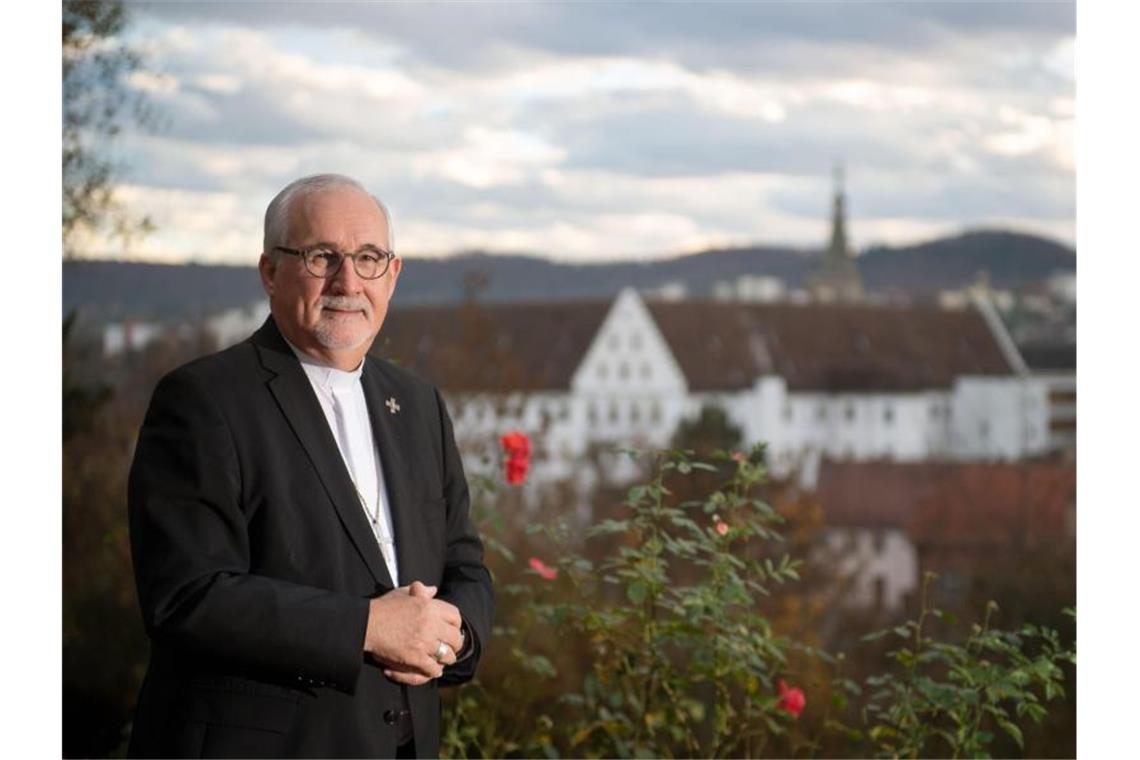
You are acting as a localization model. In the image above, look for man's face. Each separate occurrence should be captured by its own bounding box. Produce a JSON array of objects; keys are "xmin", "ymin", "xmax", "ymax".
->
[{"xmin": 258, "ymin": 187, "xmax": 402, "ymax": 368}]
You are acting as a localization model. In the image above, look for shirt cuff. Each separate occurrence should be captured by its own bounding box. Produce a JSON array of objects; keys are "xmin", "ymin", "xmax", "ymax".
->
[{"xmin": 454, "ymin": 617, "xmax": 475, "ymax": 663}]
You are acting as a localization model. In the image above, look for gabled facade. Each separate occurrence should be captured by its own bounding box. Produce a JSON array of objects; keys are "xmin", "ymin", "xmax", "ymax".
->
[{"xmin": 570, "ymin": 288, "xmax": 689, "ymax": 448}]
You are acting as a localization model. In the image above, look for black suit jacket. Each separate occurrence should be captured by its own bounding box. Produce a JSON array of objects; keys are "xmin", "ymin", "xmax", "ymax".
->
[{"xmin": 127, "ymin": 317, "xmax": 493, "ymax": 758}]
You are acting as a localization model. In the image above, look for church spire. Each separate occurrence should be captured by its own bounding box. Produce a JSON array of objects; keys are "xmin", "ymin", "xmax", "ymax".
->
[
  {"xmin": 828, "ymin": 162, "xmax": 849, "ymax": 260},
  {"xmin": 808, "ymin": 162, "xmax": 864, "ymax": 303}
]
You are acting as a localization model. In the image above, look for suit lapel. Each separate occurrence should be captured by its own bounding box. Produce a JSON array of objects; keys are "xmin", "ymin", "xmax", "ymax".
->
[
  {"xmin": 251, "ymin": 318, "xmax": 394, "ymax": 589},
  {"xmin": 361, "ymin": 364, "xmax": 423, "ymax": 587}
]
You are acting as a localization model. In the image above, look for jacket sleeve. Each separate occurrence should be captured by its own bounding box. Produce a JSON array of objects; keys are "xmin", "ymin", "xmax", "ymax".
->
[
  {"xmin": 431, "ymin": 388, "xmax": 495, "ymax": 686},
  {"xmin": 128, "ymin": 367, "xmax": 370, "ymax": 693}
]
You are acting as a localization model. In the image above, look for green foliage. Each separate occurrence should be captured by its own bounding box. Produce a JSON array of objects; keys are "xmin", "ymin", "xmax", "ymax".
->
[
  {"xmin": 669, "ymin": 403, "xmax": 744, "ymax": 458},
  {"xmin": 854, "ymin": 573, "xmax": 1075, "ymax": 759},
  {"xmin": 552, "ymin": 446, "xmax": 799, "ymax": 757},
  {"xmin": 442, "ymin": 445, "xmax": 1076, "ymax": 759},
  {"xmin": 63, "ymin": 311, "xmax": 112, "ymax": 442},
  {"xmin": 443, "ymin": 443, "xmax": 804, "ymax": 758}
]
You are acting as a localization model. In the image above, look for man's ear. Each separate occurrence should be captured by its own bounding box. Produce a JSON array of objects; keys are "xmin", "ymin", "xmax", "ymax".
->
[{"xmin": 258, "ymin": 253, "xmax": 276, "ymax": 296}]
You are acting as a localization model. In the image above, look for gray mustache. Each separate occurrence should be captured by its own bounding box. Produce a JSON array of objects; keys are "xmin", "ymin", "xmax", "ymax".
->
[{"xmin": 320, "ymin": 296, "xmax": 370, "ymax": 313}]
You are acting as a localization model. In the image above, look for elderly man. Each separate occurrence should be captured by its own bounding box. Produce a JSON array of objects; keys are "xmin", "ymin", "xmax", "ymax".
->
[{"xmin": 128, "ymin": 174, "xmax": 493, "ymax": 758}]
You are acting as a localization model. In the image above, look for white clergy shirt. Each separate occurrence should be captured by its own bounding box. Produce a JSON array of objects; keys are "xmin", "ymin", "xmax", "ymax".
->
[{"xmin": 284, "ymin": 339, "xmax": 400, "ymax": 585}]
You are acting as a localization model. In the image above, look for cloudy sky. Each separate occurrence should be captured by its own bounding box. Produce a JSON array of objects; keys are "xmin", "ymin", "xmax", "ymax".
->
[{"xmin": 85, "ymin": 0, "xmax": 1074, "ymax": 264}]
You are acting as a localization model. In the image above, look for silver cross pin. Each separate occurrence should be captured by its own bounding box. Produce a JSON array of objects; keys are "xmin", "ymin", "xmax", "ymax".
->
[{"xmin": 385, "ymin": 397, "xmax": 401, "ymax": 414}]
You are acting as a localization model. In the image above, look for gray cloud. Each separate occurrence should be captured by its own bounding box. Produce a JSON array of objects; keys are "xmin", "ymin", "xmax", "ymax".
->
[
  {"xmin": 98, "ymin": 0, "xmax": 1074, "ymax": 261},
  {"xmin": 130, "ymin": 1, "xmax": 1073, "ymax": 76}
]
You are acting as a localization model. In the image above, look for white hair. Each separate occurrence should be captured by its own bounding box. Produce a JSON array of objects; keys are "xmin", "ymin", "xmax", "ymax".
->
[{"xmin": 262, "ymin": 173, "xmax": 395, "ymax": 257}]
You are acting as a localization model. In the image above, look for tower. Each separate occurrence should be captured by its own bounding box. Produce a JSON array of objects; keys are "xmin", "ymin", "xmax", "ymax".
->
[{"xmin": 809, "ymin": 164, "xmax": 864, "ymax": 303}]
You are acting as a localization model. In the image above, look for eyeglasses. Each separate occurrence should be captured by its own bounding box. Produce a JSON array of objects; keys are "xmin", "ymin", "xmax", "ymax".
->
[{"xmin": 273, "ymin": 244, "xmax": 395, "ymax": 280}]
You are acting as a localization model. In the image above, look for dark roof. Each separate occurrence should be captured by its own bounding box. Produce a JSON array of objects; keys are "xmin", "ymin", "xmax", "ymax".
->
[
  {"xmin": 816, "ymin": 460, "xmax": 945, "ymax": 529},
  {"xmin": 816, "ymin": 459, "xmax": 1075, "ymax": 547},
  {"xmin": 647, "ymin": 300, "xmax": 1014, "ymax": 392},
  {"xmin": 372, "ymin": 300, "xmax": 609, "ymax": 391},
  {"xmin": 374, "ymin": 296, "xmax": 1016, "ymax": 393},
  {"xmin": 1018, "ymin": 341, "xmax": 1077, "ymax": 372},
  {"xmin": 907, "ymin": 461, "xmax": 1075, "ymax": 548}
]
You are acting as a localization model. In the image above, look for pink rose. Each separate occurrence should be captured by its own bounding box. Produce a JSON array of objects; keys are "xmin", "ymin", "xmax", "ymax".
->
[{"xmin": 528, "ymin": 557, "xmax": 557, "ymax": 581}]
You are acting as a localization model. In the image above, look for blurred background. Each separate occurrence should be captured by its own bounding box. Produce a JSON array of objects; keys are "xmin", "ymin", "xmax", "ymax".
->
[{"xmin": 62, "ymin": 1, "xmax": 1075, "ymax": 756}]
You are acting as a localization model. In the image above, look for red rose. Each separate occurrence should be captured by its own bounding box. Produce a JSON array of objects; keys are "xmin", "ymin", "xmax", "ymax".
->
[
  {"xmin": 777, "ymin": 679, "xmax": 806, "ymax": 718},
  {"xmin": 528, "ymin": 557, "xmax": 558, "ymax": 581},
  {"xmin": 715, "ymin": 520, "xmax": 729, "ymax": 536},
  {"xmin": 500, "ymin": 431, "xmax": 531, "ymax": 457},
  {"xmin": 505, "ymin": 457, "xmax": 529, "ymax": 485},
  {"xmin": 500, "ymin": 430, "xmax": 531, "ymax": 485}
]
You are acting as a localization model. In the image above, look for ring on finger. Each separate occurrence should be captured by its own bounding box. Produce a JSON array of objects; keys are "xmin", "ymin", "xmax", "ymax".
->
[{"xmin": 434, "ymin": 640, "xmax": 450, "ymax": 663}]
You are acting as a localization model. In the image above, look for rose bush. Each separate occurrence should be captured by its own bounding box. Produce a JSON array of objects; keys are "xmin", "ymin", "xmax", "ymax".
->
[{"xmin": 441, "ymin": 439, "xmax": 1075, "ymax": 758}]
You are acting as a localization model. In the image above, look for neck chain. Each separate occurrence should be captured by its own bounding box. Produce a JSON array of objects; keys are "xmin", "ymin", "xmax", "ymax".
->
[
  {"xmin": 323, "ymin": 382, "xmax": 396, "ymax": 569},
  {"xmin": 352, "ymin": 479, "xmax": 396, "ymax": 568}
]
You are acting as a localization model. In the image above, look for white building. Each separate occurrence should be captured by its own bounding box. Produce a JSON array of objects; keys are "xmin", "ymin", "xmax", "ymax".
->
[
  {"xmin": 1017, "ymin": 342, "xmax": 1076, "ymax": 455},
  {"xmin": 375, "ymin": 288, "xmax": 1050, "ymax": 489},
  {"xmin": 208, "ymin": 301, "xmax": 271, "ymax": 348},
  {"xmin": 712, "ymin": 275, "xmax": 787, "ymax": 303},
  {"xmin": 103, "ymin": 320, "xmax": 163, "ymax": 356}
]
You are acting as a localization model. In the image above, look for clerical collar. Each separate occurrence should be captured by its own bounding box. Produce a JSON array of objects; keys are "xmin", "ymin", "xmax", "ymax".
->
[{"xmin": 281, "ymin": 335, "xmax": 364, "ymax": 391}]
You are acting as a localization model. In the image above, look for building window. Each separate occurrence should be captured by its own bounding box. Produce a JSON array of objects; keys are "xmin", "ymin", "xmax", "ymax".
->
[
  {"xmin": 630, "ymin": 332, "xmax": 642, "ymax": 351},
  {"xmin": 630, "ymin": 402, "xmax": 641, "ymax": 424},
  {"xmin": 598, "ymin": 363, "xmax": 608, "ymax": 380},
  {"xmin": 640, "ymin": 363, "xmax": 651, "ymax": 380},
  {"xmin": 618, "ymin": 362, "xmax": 630, "ymax": 381},
  {"xmin": 783, "ymin": 404, "xmax": 793, "ymax": 422},
  {"xmin": 929, "ymin": 403, "xmax": 939, "ymax": 420},
  {"xmin": 872, "ymin": 530, "xmax": 886, "ymax": 555},
  {"xmin": 588, "ymin": 402, "xmax": 597, "ymax": 424},
  {"xmin": 883, "ymin": 404, "xmax": 894, "ymax": 424},
  {"xmin": 816, "ymin": 403, "xmax": 826, "ymax": 421},
  {"xmin": 980, "ymin": 420, "xmax": 990, "ymax": 439},
  {"xmin": 650, "ymin": 401, "xmax": 662, "ymax": 424},
  {"xmin": 609, "ymin": 402, "xmax": 619, "ymax": 424},
  {"xmin": 845, "ymin": 402, "xmax": 855, "ymax": 422},
  {"xmin": 608, "ymin": 334, "xmax": 619, "ymax": 350}
]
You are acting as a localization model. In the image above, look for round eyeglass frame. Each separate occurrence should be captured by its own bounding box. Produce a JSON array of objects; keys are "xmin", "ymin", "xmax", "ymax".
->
[{"xmin": 273, "ymin": 245, "xmax": 395, "ymax": 280}]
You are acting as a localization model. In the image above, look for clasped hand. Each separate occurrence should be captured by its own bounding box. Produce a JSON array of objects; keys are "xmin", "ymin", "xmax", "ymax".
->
[{"xmin": 364, "ymin": 581, "xmax": 464, "ymax": 686}]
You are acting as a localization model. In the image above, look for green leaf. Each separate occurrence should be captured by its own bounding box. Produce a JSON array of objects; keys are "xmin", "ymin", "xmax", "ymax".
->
[
  {"xmin": 588, "ymin": 519, "xmax": 631, "ymax": 536},
  {"xmin": 513, "ymin": 649, "xmax": 557, "ymax": 678},
  {"xmin": 627, "ymin": 582, "xmax": 648, "ymax": 605},
  {"xmin": 998, "ymin": 719, "xmax": 1023, "ymax": 749}
]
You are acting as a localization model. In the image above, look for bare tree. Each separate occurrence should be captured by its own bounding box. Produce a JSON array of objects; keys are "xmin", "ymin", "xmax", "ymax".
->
[{"xmin": 63, "ymin": 0, "xmax": 156, "ymax": 256}]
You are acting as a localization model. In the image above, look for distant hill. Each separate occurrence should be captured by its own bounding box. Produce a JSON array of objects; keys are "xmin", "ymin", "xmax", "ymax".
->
[
  {"xmin": 63, "ymin": 229, "xmax": 1074, "ymax": 327},
  {"xmin": 859, "ymin": 230, "xmax": 1076, "ymax": 297}
]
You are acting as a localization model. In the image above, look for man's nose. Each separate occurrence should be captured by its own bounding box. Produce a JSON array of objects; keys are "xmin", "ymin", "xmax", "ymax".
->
[{"xmin": 326, "ymin": 255, "xmax": 364, "ymax": 294}]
